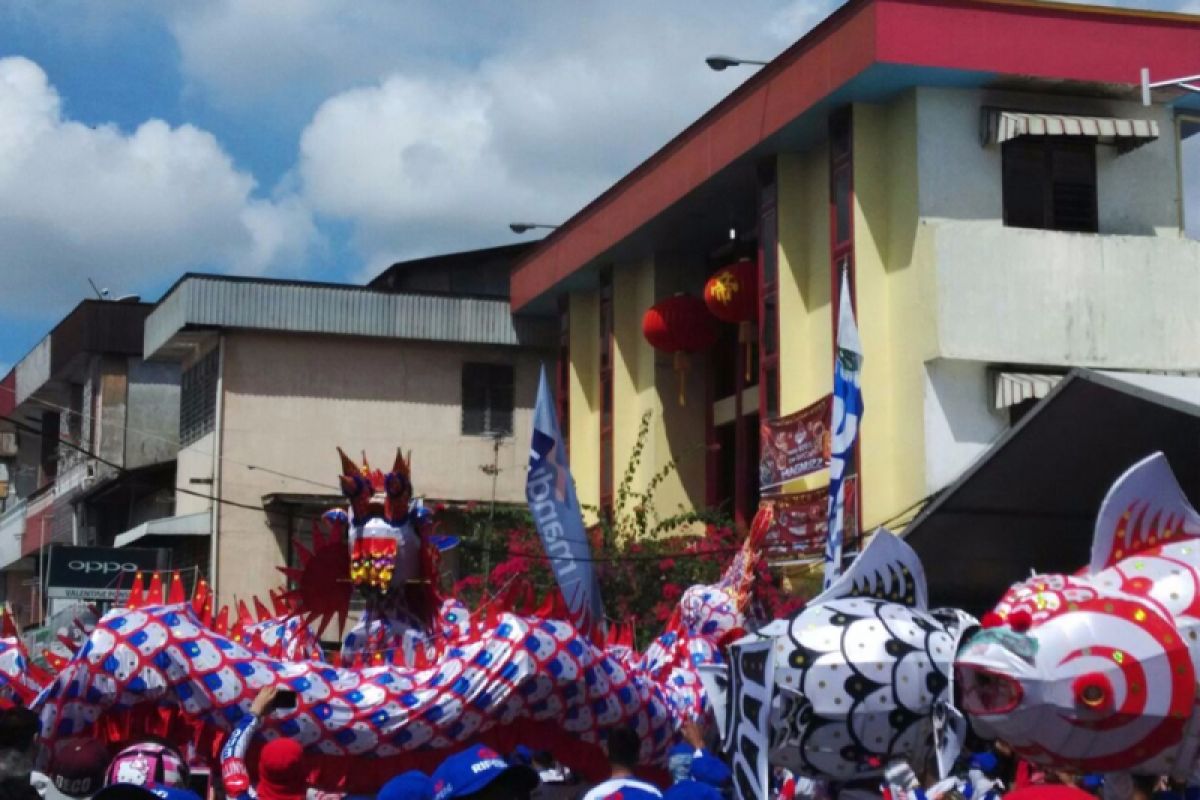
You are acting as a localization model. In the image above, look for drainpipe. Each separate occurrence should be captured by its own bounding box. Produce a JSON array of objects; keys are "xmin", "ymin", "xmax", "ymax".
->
[{"xmin": 208, "ymin": 335, "xmax": 225, "ymax": 600}]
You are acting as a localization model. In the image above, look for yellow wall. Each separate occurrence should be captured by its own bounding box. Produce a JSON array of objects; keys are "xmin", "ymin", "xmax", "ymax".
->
[
  {"xmin": 851, "ymin": 93, "xmax": 933, "ymax": 528},
  {"xmin": 559, "ymin": 94, "xmax": 933, "ymax": 537},
  {"xmin": 611, "ymin": 257, "xmax": 707, "ymax": 530},
  {"xmin": 775, "ymin": 93, "xmax": 932, "ymax": 530},
  {"xmin": 565, "ymin": 257, "xmax": 707, "ymax": 532},
  {"xmin": 777, "ymin": 144, "xmax": 834, "ymax": 496},
  {"xmin": 568, "ymin": 292, "xmax": 601, "ymax": 515}
]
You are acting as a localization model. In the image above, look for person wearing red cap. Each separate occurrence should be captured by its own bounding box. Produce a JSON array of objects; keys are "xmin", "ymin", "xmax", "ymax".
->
[{"xmin": 219, "ymin": 687, "xmax": 307, "ymax": 800}]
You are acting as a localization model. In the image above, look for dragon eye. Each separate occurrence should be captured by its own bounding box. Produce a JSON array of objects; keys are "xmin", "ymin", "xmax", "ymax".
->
[{"xmin": 1073, "ymin": 673, "xmax": 1112, "ymax": 710}]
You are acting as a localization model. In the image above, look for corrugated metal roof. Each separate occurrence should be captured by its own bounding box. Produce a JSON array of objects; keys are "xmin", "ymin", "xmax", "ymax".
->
[{"xmin": 145, "ymin": 275, "xmax": 553, "ymax": 359}]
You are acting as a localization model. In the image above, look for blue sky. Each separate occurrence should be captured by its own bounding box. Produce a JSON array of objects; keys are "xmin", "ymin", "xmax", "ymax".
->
[{"xmin": 0, "ymin": 0, "xmax": 1194, "ymax": 371}]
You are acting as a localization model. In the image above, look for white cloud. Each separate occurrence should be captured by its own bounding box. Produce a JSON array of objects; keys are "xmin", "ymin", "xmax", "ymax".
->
[
  {"xmin": 0, "ymin": 56, "xmax": 317, "ymax": 319},
  {"xmin": 294, "ymin": 3, "xmax": 816, "ymax": 267},
  {"xmin": 163, "ymin": 0, "xmax": 512, "ymax": 120}
]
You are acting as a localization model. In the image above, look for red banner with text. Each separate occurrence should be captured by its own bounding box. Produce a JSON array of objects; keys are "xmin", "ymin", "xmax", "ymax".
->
[
  {"xmin": 759, "ymin": 395, "xmax": 832, "ymax": 491},
  {"xmin": 759, "ymin": 478, "xmax": 858, "ymax": 560}
]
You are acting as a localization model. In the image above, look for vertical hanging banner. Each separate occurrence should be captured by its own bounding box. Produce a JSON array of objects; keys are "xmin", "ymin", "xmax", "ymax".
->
[
  {"xmin": 824, "ymin": 271, "xmax": 864, "ymax": 589},
  {"xmin": 758, "ymin": 395, "xmax": 832, "ymax": 491},
  {"xmin": 527, "ymin": 367, "xmax": 605, "ymax": 635}
]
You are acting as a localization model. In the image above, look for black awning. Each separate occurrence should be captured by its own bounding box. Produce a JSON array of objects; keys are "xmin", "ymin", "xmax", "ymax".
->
[{"xmin": 905, "ymin": 369, "xmax": 1200, "ymax": 614}]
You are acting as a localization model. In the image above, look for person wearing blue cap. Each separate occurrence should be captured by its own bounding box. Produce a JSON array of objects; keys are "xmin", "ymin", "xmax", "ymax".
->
[
  {"xmin": 378, "ymin": 771, "xmax": 435, "ymax": 800},
  {"xmin": 429, "ymin": 744, "xmax": 539, "ymax": 800},
  {"xmin": 662, "ymin": 722, "xmax": 729, "ymax": 800}
]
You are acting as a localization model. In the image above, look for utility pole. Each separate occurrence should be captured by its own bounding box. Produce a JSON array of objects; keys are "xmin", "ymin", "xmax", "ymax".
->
[{"xmin": 479, "ymin": 433, "xmax": 505, "ymax": 585}]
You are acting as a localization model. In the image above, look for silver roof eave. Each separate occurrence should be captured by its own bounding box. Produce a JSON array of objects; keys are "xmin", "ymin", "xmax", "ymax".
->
[{"xmin": 145, "ymin": 275, "xmax": 554, "ymax": 360}]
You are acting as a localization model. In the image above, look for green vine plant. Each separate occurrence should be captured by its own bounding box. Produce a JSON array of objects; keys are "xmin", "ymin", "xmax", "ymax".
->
[{"xmin": 583, "ymin": 410, "xmax": 732, "ymax": 549}]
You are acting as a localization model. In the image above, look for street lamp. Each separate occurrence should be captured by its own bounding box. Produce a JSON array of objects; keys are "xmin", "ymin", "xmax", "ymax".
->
[
  {"xmin": 705, "ymin": 55, "xmax": 769, "ymax": 72},
  {"xmin": 509, "ymin": 223, "xmax": 560, "ymax": 234}
]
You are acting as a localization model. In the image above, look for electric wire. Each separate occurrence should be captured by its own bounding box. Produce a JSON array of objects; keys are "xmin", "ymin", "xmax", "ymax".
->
[{"xmin": 2, "ymin": 410, "xmax": 939, "ymax": 566}]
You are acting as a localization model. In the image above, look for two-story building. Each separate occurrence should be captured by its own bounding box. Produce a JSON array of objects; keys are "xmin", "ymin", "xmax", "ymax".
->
[
  {"xmin": 509, "ymin": 0, "xmax": 1200, "ymax": 607},
  {"xmin": 144, "ymin": 250, "xmax": 554, "ymax": 610}
]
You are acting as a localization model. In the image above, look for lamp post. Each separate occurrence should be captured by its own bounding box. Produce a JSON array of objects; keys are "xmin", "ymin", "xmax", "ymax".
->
[
  {"xmin": 509, "ymin": 223, "xmax": 560, "ymax": 234},
  {"xmin": 705, "ymin": 55, "xmax": 769, "ymax": 71}
]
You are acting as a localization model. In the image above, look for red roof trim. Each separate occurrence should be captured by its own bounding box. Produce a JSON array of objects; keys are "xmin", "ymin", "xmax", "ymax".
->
[
  {"xmin": 510, "ymin": 0, "xmax": 1200, "ymax": 310},
  {"xmin": 510, "ymin": 0, "xmax": 879, "ymax": 310}
]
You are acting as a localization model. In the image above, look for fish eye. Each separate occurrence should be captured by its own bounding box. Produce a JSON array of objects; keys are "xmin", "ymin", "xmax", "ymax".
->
[{"xmin": 1073, "ymin": 673, "xmax": 1112, "ymax": 710}]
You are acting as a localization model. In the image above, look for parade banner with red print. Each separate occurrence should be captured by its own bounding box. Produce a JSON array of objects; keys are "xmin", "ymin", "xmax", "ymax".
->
[
  {"xmin": 759, "ymin": 479, "xmax": 857, "ymax": 559},
  {"xmin": 759, "ymin": 395, "xmax": 832, "ymax": 491}
]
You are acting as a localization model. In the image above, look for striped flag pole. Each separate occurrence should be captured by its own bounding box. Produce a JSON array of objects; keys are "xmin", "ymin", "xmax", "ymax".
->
[{"xmin": 823, "ymin": 269, "xmax": 864, "ymax": 589}]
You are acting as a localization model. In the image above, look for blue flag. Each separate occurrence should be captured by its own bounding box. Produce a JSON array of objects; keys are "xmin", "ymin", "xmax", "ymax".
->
[
  {"xmin": 824, "ymin": 270, "xmax": 864, "ymax": 589},
  {"xmin": 527, "ymin": 367, "xmax": 605, "ymax": 634}
]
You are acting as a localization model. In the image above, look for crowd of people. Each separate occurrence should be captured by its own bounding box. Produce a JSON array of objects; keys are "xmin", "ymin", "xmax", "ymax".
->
[
  {"xmin": 0, "ymin": 687, "xmax": 1195, "ymax": 800},
  {"xmin": 0, "ymin": 687, "xmax": 733, "ymax": 800}
]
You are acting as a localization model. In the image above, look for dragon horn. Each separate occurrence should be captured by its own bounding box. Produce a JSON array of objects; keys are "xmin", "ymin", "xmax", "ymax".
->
[
  {"xmin": 167, "ymin": 572, "xmax": 185, "ymax": 604},
  {"xmin": 337, "ymin": 447, "xmax": 362, "ymax": 478},
  {"xmin": 392, "ymin": 447, "xmax": 409, "ymax": 477}
]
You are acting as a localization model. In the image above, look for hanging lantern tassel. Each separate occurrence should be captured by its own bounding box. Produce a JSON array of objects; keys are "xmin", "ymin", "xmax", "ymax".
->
[{"xmin": 674, "ymin": 351, "xmax": 690, "ymax": 406}]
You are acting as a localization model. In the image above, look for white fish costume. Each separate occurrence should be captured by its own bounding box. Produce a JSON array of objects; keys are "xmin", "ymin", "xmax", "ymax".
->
[{"xmin": 705, "ymin": 530, "xmax": 976, "ymax": 800}]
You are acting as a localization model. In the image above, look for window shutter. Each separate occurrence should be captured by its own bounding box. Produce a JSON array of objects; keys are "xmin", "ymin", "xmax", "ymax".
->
[
  {"xmin": 1002, "ymin": 140, "xmax": 1048, "ymax": 229},
  {"xmin": 1050, "ymin": 143, "xmax": 1097, "ymax": 232}
]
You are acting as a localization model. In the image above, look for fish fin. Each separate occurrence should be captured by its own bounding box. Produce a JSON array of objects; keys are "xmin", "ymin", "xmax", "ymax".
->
[
  {"xmin": 932, "ymin": 700, "xmax": 968, "ymax": 779},
  {"xmin": 697, "ymin": 663, "xmax": 731, "ymax": 744},
  {"xmin": 811, "ymin": 528, "xmax": 928, "ymax": 610},
  {"xmin": 1089, "ymin": 452, "xmax": 1200, "ymax": 574},
  {"xmin": 726, "ymin": 638, "xmax": 774, "ymax": 800}
]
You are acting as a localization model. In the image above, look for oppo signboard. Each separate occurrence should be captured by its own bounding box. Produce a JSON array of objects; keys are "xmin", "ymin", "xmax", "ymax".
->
[{"xmin": 46, "ymin": 545, "xmax": 166, "ymax": 601}]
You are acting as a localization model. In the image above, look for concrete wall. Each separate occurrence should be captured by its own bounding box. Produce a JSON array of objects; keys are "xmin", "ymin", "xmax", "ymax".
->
[
  {"xmin": 96, "ymin": 357, "xmax": 128, "ymax": 468},
  {"xmin": 212, "ymin": 331, "xmax": 548, "ymax": 606},
  {"xmin": 916, "ymin": 86, "xmax": 1181, "ymax": 236},
  {"xmin": 922, "ymin": 359, "xmax": 1007, "ymax": 494},
  {"xmin": 175, "ymin": 431, "xmax": 216, "ymax": 517},
  {"xmin": 125, "ymin": 359, "xmax": 180, "ymax": 469},
  {"xmin": 930, "ymin": 222, "xmax": 1200, "ymax": 369},
  {"xmin": 14, "ymin": 337, "xmax": 49, "ymax": 408}
]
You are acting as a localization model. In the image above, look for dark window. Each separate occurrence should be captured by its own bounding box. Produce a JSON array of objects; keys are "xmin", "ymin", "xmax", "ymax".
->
[
  {"xmin": 1003, "ymin": 138, "xmax": 1097, "ymax": 233},
  {"xmin": 180, "ymin": 348, "xmax": 218, "ymax": 447},
  {"xmin": 39, "ymin": 411, "xmax": 59, "ymax": 484},
  {"xmin": 461, "ymin": 363, "xmax": 514, "ymax": 437}
]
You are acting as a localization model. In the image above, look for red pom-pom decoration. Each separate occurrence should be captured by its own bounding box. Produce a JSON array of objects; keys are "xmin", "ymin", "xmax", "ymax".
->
[
  {"xmin": 981, "ymin": 612, "xmax": 1004, "ymax": 629},
  {"xmin": 1007, "ymin": 609, "xmax": 1033, "ymax": 633}
]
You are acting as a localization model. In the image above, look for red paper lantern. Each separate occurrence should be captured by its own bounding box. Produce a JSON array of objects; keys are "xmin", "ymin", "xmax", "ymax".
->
[
  {"xmin": 703, "ymin": 258, "xmax": 758, "ymax": 324},
  {"xmin": 641, "ymin": 294, "xmax": 716, "ymax": 354},
  {"xmin": 642, "ymin": 294, "xmax": 716, "ymax": 405},
  {"xmin": 704, "ymin": 258, "xmax": 759, "ymax": 381}
]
